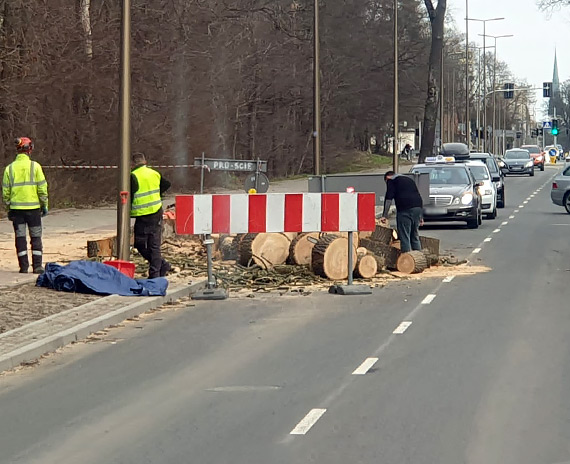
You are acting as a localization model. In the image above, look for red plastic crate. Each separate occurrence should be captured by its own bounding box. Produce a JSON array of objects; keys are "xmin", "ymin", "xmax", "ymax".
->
[{"xmin": 103, "ymin": 260, "xmax": 135, "ymax": 278}]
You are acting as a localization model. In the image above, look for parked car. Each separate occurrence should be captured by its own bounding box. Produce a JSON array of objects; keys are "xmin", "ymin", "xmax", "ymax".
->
[
  {"xmin": 468, "ymin": 152, "xmax": 505, "ymax": 208},
  {"xmin": 465, "ymin": 160, "xmax": 497, "ymax": 219},
  {"xmin": 551, "ymin": 165, "xmax": 570, "ymax": 213},
  {"xmin": 521, "ymin": 144, "xmax": 545, "ymax": 171},
  {"xmin": 412, "ymin": 156, "xmax": 483, "ymax": 228},
  {"xmin": 502, "ymin": 149, "xmax": 535, "ymax": 176}
]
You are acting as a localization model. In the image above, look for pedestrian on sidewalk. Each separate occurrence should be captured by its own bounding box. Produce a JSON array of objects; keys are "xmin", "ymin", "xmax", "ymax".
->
[
  {"xmin": 130, "ymin": 152, "xmax": 172, "ymax": 278},
  {"xmin": 2, "ymin": 137, "xmax": 48, "ymax": 274},
  {"xmin": 380, "ymin": 171, "xmax": 423, "ymax": 253}
]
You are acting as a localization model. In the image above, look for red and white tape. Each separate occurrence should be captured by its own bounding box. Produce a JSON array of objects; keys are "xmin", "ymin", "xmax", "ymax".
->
[
  {"xmin": 42, "ymin": 164, "xmax": 200, "ymax": 169},
  {"xmin": 175, "ymin": 193, "xmax": 376, "ymax": 235}
]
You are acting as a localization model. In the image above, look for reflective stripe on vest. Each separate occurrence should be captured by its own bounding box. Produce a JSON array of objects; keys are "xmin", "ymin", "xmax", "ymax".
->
[
  {"xmin": 131, "ymin": 166, "xmax": 162, "ymax": 217},
  {"xmin": 7, "ymin": 157, "xmax": 43, "ymax": 209}
]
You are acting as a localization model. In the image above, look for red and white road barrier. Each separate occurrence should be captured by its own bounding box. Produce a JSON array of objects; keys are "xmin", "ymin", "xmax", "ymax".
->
[{"xmin": 175, "ymin": 193, "xmax": 376, "ymax": 235}]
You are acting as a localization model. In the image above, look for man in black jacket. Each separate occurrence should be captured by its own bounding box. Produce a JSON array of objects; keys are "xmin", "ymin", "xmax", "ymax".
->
[{"xmin": 381, "ymin": 171, "xmax": 423, "ymax": 253}]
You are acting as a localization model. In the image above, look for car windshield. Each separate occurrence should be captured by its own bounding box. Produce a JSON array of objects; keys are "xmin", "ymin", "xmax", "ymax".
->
[
  {"xmin": 522, "ymin": 146, "xmax": 540, "ymax": 154},
  {"xmin": 413, "ymin": 166, "xmax": 470, "ymax": 185},
  {"xmin": 471, "ymin": 157, "xmax": 498, "ymax": 173},
  {"xmin": 468, "ymin": 165, "xmax": 489, "ymax": 181},
  {"xmin": 505, "ymin": 151, "xmax": 530, "ymax": 159}
]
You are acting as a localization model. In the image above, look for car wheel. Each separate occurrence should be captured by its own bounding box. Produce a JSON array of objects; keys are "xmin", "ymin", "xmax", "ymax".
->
[
  {"xmin": 486, "ymin": 207, "xmax": 497, "ymax": 219},
  {"xmin": 498, "ymin": 191, "xmax": 505, "ymax": 208},
  {"xmin": 530, "ymin": 169, "xmax": 535, "ymax": 177},
  {"xmin": 466, "ymin": 217, "xmax": 479, "ymax": 229},
  {"xmin": 540, "ymin": 163, "xmax": 545, "ymax": 171},
  {"xmin": 564, "ymin": 192, "xmax": 570, "ymax": 214}
]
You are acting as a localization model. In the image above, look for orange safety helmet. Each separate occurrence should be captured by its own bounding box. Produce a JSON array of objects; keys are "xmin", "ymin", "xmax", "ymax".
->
[{"xmin": 15, "ymin": 137, "xmax": 34, "ymax": 154}]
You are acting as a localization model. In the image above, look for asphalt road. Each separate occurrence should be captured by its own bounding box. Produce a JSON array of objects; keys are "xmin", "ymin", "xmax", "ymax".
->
[{"xmin": 1, "ymin": 165, "xmax": 569, "ymax": 464}]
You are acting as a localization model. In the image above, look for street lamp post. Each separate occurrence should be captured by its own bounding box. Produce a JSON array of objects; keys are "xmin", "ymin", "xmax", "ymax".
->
[
  {"xmin": 313, "ymin": 0, "xmax": 321, "ymax": 176},
  {"xmin": 480, "ymin": 34, "xmax": 513, "ymax": 155},
  {"xmin": 466, "ymin": 17, "xmax": 504, "ymax": 152},
  {"xmin": 393, "ymin": 0, "xmax": 399, "ymax": 172},
  {"xmin": 117, "ymin": 0, "xmax": 132, "ymax": 261},
  {"xmin": 465, "ymin": 0, "xmax": 469, "ymax": 147},
  {"xmin": 472, "ymin": 45, "xmax": 495, "ymax": 151}
]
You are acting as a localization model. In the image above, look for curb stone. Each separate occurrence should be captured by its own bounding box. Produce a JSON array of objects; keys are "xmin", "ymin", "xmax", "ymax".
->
[{"xmin": 0, "ymin": 280, "xmax": 206, "ymax": 374}]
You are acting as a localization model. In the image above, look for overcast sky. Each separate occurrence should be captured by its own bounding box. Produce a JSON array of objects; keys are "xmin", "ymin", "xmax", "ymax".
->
[{"xmin": 449, "ymin": 0, "xmax": 570, "ymax": 117}]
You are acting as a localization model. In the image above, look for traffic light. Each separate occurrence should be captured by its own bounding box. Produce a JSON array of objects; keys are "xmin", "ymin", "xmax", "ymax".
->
[
  {"xmin": 538, "ymin": 128, "xmax": 544, "ymax": 137},
  {"xmin": 543, "ymin": 82, "xmax": 552, "ymax": 98},
  {"xmin": 531, "ymin": 129, "xmax": 537, "ymax": 138},
  {"xmin": 503, "ymin": 83, "xmax": 514, "ymax": 99},
  {"xmin": 552, "ymin": 119, "xmax": 559, "ymax": 136}
]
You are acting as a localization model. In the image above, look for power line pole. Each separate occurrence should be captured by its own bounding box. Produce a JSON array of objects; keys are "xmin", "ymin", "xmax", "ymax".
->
[{"xmin": 117, "ymin": 0, "xmax": 131, "ymax": 261}]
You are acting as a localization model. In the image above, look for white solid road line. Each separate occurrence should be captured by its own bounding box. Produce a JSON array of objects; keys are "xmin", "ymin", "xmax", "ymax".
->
[
  {"xmin": 352, "ymin": 357, "xmax": 379, "ymax": 375},
  {"xmin": 443, "ymin": 275, "xmax": 455, "ymax": 283},
  {"xmin": 473, "ymin": 248, "xmax": 482, "ymax": 254},
  {"xmin": 421, "ymin": 294, "xmax": 437, "ymax": 305},
  {"xmin": 484, "ymin": 238, "xmax": 492, "ymax": 242},
  {"xmin": 290, "ymin": 409, "xmax": 327, "ymax": 435},
  {"xmin": 393, "ymin": 321, "xmax": 413, "ymax": 334}
]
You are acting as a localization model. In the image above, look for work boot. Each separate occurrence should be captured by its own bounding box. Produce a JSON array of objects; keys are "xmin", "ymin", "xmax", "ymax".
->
[
  {"xmin": 19, "ymin": 267, "xmax": 28, "ymax": 274},
  {"xmin": 160, "ymin": 260, "xmax": 172, "ymax": 277},
  {"xmin": 33, "ymin": 266, "xmax": 45, "ymax": 275}
]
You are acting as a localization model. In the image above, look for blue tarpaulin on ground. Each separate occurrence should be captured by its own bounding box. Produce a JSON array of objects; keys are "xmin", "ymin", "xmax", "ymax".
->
[{"xmin": 36, "ymin": 261, "xmax": 168, "ymax": 297}]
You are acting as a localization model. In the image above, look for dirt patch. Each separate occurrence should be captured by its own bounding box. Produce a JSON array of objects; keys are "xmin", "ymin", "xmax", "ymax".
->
[{"xmin": 0, "ymin": 284, "xmax": 100, "ymax": 334}]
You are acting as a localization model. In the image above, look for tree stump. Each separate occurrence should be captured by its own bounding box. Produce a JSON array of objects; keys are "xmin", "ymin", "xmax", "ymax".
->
[
  {"xmin": 288, "ymin": 232, "xmax": 320, "ymax": 265},
  {"xmin": 238, "ymin": 233, "xmax": 291, "ymax": 268},
  {"xmin": 355, "ymin": 254, "xmax": 378, "ymax": 279},
  {"xmin": 311, "ymin": 235, "xmax": 357, "ymax": 280},
  {"xmin": 396, "ymin": 251, "xmax": 428, "ymax": 274}
]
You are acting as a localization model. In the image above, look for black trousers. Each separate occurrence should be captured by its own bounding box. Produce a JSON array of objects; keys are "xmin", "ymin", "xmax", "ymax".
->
[
  {"xmin": 11, "ymin": 209, "xmax": 43, "ymax": 271},
  {"xmin": 134, "ymin": 210, "xmax": 167, "ymax": 278}
]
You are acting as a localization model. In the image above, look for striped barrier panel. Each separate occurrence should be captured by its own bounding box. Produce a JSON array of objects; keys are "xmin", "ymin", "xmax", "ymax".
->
[{"xmin": 175, "ymin": 193, "xmax": 376, "ymax": 235}]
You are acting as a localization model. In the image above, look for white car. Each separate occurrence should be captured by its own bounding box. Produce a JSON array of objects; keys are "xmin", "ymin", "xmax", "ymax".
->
[{"xmin": 465, "ymin": 160, "xmax": 497, "ymax": 219}]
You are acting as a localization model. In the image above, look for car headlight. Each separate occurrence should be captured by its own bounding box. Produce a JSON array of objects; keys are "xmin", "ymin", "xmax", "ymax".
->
[
  {"xmin": 461, "ymin": 192, "xmax": 474, "ymax": 205},
  {"xmin": 525, "ymin": 161, "xmax": 533, "ymax": 168},
  {"xmin": 498, "ymin": 160, "xmax": 506, "ymax": 168}
]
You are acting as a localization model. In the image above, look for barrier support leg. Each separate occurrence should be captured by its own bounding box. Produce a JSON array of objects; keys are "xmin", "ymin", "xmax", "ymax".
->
[
  {"xmin": 191, "ymin": 235, "xmax": 228, "ymax": 301},
  {"xmin": 329, "ymin": 231, "xmax": 372, "ymax": 296}
]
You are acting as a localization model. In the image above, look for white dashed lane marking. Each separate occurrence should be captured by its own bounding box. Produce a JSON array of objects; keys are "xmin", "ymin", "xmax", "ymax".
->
[
  {"xmin": 443, "ymin": 276, "xmax": 456, "ymax": 283},
  {"xmin": 509, "ymin": 215, "xmax": 515, "ymax": 219},
  {"xmin": 502, "ymin": 221, "xmax": 508, "ymax": 225},
  {"xmin": 393, "ymin": 321, "xmax": 413, "ymax": 334},
  {"xmin": 290, "ymin": 409, "xmax": 327, "ymax": 435},
  {"xmin": 484, "ymin": 238, "xmax": 492, "ymax": 242},
  {"xmin": 421, "ymin": 294, "xmax": 437, "ymax": 305},
  {"xmin": 352, "ymin": 357, "xmax": 379, "ymax": 375},
  {"xmin": 515, "ymin": 209, "xmax": 520, "ymax": 213},
  {"xmin": 473, "ymin": 248, "xmax": 482, "ymax": 254},
  {"xmin": 493, "ymin": 229, "xmax": 501, "ymax": 233}
]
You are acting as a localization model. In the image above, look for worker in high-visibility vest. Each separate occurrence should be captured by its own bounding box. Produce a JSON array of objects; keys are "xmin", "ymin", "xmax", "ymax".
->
[
  {"xmin": 130, "ymin": 152, "xmax": 171, "ymax": 278},
  {"xmin": 2, "ymin": 137, "xmax": 49, "ymax": 274}
]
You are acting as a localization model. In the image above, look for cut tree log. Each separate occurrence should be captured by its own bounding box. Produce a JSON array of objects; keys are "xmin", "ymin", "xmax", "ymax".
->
[
  {"xmin": 355, "ymin": 254, "xmax": 378, "ymax": 279},
  {"xmin": 220, "ymin": 236, "xmax": 239, "ymax": 260},
  {"xmin": 288, "ymin": 232, "xmax": 320, "ymax": 265},
  {"xmin": 360, "ymin": 238, "xmax": 400, "ymax": 270},
  {"xmin": 370, "ymin": 225, "xmax": 396, "ymax": 245},
  {"xmin": 396, "ymin": 251, "xmax": 428, "ymax": 274},
  {"xmin": 311, "ymin": 235, "xmax": 357, "ymax": 280},
  {"xmin": 356, "ymin": 247, "xmax": 368, "ymax": 257},
  {"xmin": 238, "ymin": 233, "xmax": 291, "ymax": 268},
  {"xmin": 321, "ymin": 231, "xmax": 359, "ymax": 249},
  {"xmin": 420, "ymin": 236, "xmax": 440, "ymax": 258}
]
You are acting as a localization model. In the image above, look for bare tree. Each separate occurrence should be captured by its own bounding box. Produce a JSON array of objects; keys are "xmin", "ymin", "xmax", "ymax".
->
[{"xmin": 419, "ymin": 0, "xmax": 446, "ymax": 162}]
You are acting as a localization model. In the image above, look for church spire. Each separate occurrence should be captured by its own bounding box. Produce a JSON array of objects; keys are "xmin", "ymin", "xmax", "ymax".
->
[{"xmin": 553, "ymin": 48, "xmax": 560, "ymax": 93}]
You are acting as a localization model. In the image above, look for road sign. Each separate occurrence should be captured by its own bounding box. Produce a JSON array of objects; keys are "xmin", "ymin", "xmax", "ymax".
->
[
  {"xmin": 543, "ymin": 121, "xmax": 552, "ymax": 129},
  {"xmin": 194, "ymin": 158, "xmax": 268, "ymax": 173}
]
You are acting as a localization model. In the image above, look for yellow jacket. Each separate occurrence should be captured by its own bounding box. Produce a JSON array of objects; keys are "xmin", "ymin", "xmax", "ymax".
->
[{"xmin": 2, "ymin": 154, "xmax": 48, "ymax": 210}]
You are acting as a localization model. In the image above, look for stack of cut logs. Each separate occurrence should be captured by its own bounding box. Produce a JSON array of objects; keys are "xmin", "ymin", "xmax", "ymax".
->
[
  {"xmin": 216, "ymin": 223, "xmax": 440, "ymax": 279},
  {"xmin": 88, "ymin": 218, "xmax": 440, "ymax": 281}
]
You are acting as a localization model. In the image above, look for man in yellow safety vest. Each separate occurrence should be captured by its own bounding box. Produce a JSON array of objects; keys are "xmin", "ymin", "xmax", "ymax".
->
[
  {"xmin": 130, "ymin": 152, "xmax": 171, "ymax": 278},
  {"xmin": 2, "ymin": 137, "xmax": 49, "ymax": 274}
]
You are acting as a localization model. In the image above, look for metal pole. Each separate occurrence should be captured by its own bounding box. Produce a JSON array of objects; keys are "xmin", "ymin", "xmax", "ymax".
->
[
  {"xmin": 503, "ymin": 103, "xmax": 506, "ymax": 154},
  {"xmin": 393, "ymin": 0, "xmax": 399, "ymax": 172},
  {"xmin": 554, "ymin": 107, "xmax": 558, "ymax": 149},
  {"xmin": 482, "ymin": 24, "xmax": 486, "ymax": 152},
  {"xmin": 313, "ymin": 0, "xmax": 321, "ymax": 175},
  {"xmin": 347, "ymin": 231, "xmax": 354, "ymax": 286},
  {"xmin": 452, "ymin": 71, "xmax": 456, "ymax": 142},
  {"xmin": 440, "ymin": 46, "xmax": 445, "ymax": 145},
  {"xmin": 199, "ymin": 152, "xmax": 205, "ymax": 194},
  {"xmin": 465, "ymin": 0, "xmax": 470, "ymax": 147},
  {"xmin": 492, "ymin": 38, "xmax": 497, "ymax": 154},
  {"xmin": 476, "ymin": 48, "xmax": 481, "ymax": 151},
  {"xmin": 206, "ymin": 238, "xmax": 215, "ymax": 289},
  {"xmin": 117, "ymin": 0, "xmax": 131, "ymax": 261}
]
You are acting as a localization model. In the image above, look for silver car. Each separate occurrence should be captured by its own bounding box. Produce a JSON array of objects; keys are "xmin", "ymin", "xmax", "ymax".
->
[{"xmin": 551, "ymin": 165, "xmax": 570, "ymax": 213}]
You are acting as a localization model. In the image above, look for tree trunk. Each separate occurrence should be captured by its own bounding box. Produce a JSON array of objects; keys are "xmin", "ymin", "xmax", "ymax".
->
[
  {"xmin": 397, "ymin": 250, "xmax": 428, "ymax": 274},
  {"xmin": 419, "ymin": 0, "xmax": 446, "ymax": 162}
]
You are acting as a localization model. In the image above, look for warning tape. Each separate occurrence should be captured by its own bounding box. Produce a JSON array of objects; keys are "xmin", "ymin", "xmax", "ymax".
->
[{"xmin": 42, "ymin": 164, "xmax": 203, "ymax": 170}]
